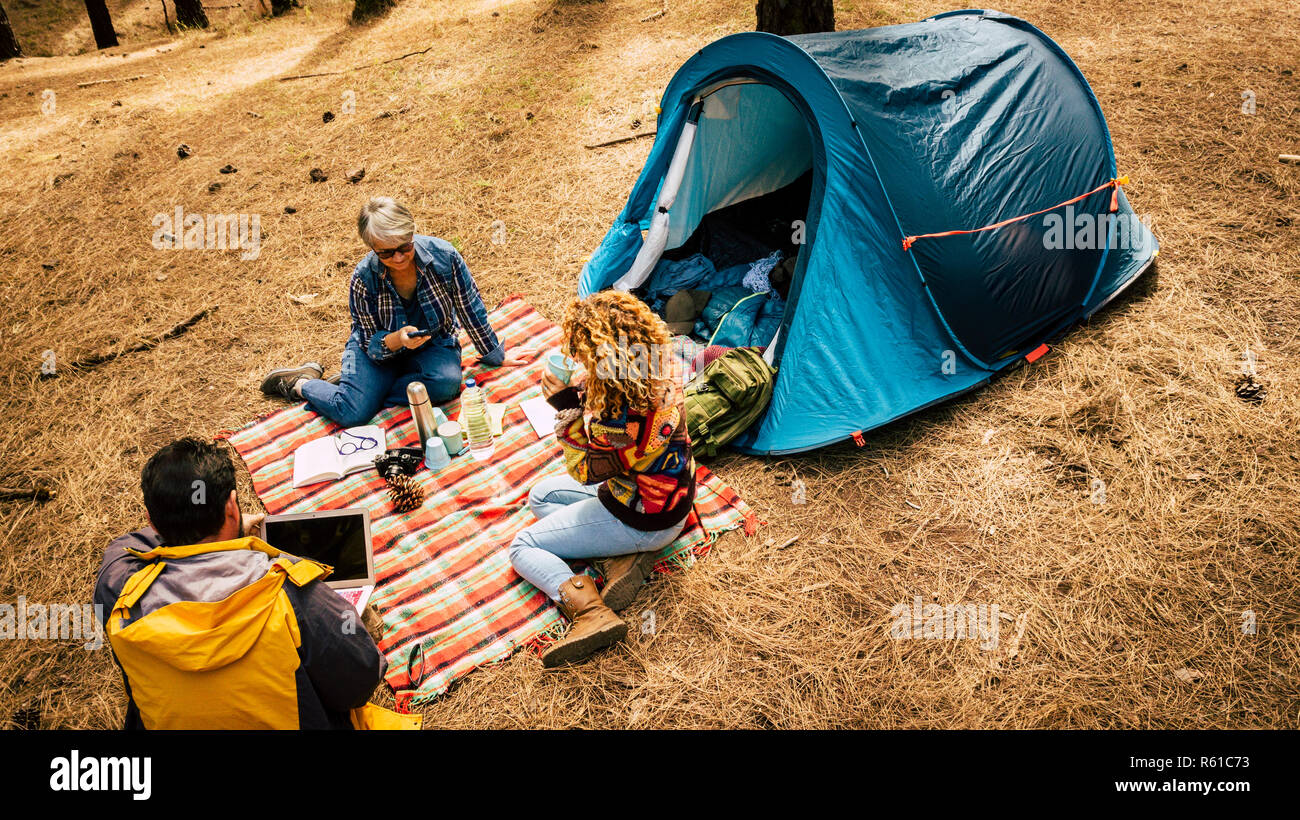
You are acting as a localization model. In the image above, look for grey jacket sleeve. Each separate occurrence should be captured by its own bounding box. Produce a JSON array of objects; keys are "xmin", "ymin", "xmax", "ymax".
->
[
  {"xmin": 94, "ymin": 528, "xmax": 161, "ymax": 730},
  {"xmin": 94, "ymin": 528, "xmax": 162, "ymax": 620}
]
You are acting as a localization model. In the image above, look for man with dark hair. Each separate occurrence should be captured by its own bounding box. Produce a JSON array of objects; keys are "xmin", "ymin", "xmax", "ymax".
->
[
  {"xmin": 94, "ymin": 437, "xmax": 388, "ymax": 729},
  {"xmin": 139, "ymin": 437, "xmax": 239, "ymax": 546}
]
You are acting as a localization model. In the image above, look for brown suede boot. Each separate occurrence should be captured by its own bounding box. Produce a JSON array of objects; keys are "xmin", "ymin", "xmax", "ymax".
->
[
  {"xmin": 594, "ymin": 551, "xmax": 660, "ymax": 612},
  {"xmin": 540, "ymin": 575, "xmax": 628, "ymax": 668}
]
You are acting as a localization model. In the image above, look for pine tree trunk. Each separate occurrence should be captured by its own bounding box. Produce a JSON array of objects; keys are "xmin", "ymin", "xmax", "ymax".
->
[
  {"xmin": 0, "ymin": 3, "xmax": 22, "ymax": 61},
  {"xmin": 755, "ymin": 0, "xmax": 835, "ymax": 36},
  {"xmin": 174, "ymin": 0, "xmax": 209, "ymax": 29},
  {"xmin": 351, "ymin": 0, "xmax": 395, "ymax": 23},
  {"xmin": 83, "ymin": 0, "xmax": 118, "ymax": 49}
]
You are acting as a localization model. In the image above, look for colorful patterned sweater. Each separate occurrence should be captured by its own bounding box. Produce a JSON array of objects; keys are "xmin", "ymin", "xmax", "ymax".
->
[{"xmin": 546, "ymin": 380, "xmax": 696, "ymax": 531}]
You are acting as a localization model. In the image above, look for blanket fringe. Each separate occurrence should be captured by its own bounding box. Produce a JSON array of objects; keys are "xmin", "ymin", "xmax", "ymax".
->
[
  {"xmin": 524, "ymin": 619, "xmax": 569, "ymax": 657},
  {"xmin": 654, "ymin": 545, "xmax": 697, "ymax": 573},
  {"xmin": 653, "ymin": 517, "xmax": 732, "ymax": 574}
]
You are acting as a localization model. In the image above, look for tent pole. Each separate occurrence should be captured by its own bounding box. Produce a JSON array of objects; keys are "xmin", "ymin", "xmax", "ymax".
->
[{"xmin": 614, "ymin": 102, "xmax": 704, "ymax": 292}]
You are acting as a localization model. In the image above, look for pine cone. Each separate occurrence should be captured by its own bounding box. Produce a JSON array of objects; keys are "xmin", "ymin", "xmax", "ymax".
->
[
  {"xmin": 1234, "ymin": 375, "xmax": 1267, "ymax": 404},
  {"xmin": 386, "ymin": 473, "xmax": 425, "ymax": 513}
]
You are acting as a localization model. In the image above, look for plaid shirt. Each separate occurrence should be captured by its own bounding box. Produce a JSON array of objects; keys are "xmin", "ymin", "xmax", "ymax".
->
[{"xmin": 348, "ymin": 235, "xmax": 505, "ymax": 366}]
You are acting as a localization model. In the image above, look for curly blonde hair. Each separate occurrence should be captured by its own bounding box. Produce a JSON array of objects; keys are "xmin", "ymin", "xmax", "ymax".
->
[{"xmin": 562, "ymin": 291, "xmax": 674, "ymax": 418}]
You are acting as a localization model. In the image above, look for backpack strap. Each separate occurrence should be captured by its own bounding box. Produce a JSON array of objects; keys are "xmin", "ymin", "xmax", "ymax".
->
[{"xmin": 108, "ymin": 562, "xmax": 168, "ymax": 633}]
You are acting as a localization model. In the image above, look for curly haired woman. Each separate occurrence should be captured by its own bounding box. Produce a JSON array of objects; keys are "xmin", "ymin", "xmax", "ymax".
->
[{"xmin": 509, "ymin": 291, "xmax": 696, "ymax": 667}]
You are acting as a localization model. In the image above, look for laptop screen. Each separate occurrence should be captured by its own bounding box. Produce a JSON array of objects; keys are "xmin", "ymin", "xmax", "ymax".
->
[{"xmin": 263, "ymin": 511, "xmax": 371, "ymax": 584}]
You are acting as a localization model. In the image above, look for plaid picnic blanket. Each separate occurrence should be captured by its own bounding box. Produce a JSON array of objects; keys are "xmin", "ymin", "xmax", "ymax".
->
[{"xmin": 225, "ymin": 296, "xmax": 758, "ymax": 704}]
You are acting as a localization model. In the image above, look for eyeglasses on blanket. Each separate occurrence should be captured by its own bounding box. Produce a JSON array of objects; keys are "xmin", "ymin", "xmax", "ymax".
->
[{"xmin": 336, "ymin": 430, "xmax": 379, "ymax": 456}]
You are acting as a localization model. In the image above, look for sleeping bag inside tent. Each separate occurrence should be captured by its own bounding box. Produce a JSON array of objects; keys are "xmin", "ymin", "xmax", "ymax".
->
[{"xmin": 577, "ymin": 9, "xmax": 1157, "ymax": 455}]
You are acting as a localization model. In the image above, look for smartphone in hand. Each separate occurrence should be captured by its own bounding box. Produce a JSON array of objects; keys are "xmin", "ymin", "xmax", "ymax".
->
[{"xmin": 408, "ymin": 328, "xmax": 433, "ymax": 338}]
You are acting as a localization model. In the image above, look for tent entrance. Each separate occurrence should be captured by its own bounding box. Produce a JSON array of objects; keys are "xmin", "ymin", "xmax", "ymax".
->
[
  {"xmin": 660, "ymin": 170, "xmax": 813, "ymax": 274},
  {"xmin": 663, "ymin": 80, "xmax": 814, "ymax": 252},
  {"xmin": 618, "ymin": 78, "xmax": 817, "ymax": 358}
]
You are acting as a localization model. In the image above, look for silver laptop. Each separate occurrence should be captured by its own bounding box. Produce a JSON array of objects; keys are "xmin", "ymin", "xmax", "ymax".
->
[{"xmin": 259, "ymin": 507, "xmax": 375, "ymax": 590}]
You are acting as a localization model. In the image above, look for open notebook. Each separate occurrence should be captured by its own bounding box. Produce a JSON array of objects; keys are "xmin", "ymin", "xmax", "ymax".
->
[{"xmin": 291, "ymin": 425, "xmax": 386, "ymax": 488}]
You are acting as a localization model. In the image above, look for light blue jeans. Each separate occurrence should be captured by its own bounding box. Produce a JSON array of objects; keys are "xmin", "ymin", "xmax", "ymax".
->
[{"xmin": 509, "ymin": 474, "xmax": 687, "ymax": 602}]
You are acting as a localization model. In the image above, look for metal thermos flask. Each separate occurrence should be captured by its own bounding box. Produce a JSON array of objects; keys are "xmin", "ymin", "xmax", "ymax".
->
[{"xmin": 407, "ymin": 382, "xmax": 438, "ymax": 447}]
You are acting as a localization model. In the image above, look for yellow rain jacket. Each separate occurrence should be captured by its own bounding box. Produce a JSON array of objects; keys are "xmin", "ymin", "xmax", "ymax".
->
[{"xmin": 95, "ymin": 530, "xmax": 417, "ymax": 730}]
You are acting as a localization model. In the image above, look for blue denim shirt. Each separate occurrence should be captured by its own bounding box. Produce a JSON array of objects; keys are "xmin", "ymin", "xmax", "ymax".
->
[{"xmin": 347, "ymin": 235, "xmax": 505, "ymax": 366}]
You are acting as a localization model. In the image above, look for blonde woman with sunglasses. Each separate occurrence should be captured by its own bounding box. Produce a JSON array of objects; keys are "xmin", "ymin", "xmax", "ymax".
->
[{"xmin": 261, "ymin": 198, "xmax": 534, "ymax": 425}]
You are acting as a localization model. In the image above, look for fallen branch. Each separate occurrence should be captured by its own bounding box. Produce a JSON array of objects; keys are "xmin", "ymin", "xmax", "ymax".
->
[
  {"xmin": 1280, "ymin": 154, "xmax": 1300, "ymax": 165},
  {"xmin": 279, "ymin": 46, "xmax": 435, "ymax": 81},
  {"xmin": 76, "ymin": 74, "xmax": 153, "ymax": 89},
  {"xmin": 641, "ymin": 1, "xmax": 668, "ymax": 23},
  {"xmin": 66, "ymin": 306, "xmax": 218, "ymax": 372},
  {"xmin": 0, "ymin": 485, "xmax": 54, "ymax": 503},
  {"xmin": 584, "ymin": 130, "xmax": 657, "ymax": 150}
]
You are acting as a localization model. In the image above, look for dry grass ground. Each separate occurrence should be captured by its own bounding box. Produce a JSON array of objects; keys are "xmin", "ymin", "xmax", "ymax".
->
[{"xmin": 0, "ymin": 0, "xmax": 1296, "ymax": 729}]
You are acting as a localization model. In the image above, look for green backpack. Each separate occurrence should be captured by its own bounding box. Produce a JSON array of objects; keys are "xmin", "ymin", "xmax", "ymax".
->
[{"xmin": 684, "ymin": 348, "xmax": 776, "ymax": 458}]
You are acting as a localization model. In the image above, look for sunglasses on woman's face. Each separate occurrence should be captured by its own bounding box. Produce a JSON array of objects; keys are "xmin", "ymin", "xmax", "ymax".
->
[{"xmin": 374, "ymin": 241, "xmax": 414, "ymax": 259}]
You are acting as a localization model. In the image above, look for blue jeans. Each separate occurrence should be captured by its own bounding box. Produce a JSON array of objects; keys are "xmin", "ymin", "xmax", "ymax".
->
[
  {"xmin": 300, "ymin": 334, "xmax": 463, "ymax": 428},
  {"xmin": 509, "ymin": 474, "xmax": 687, "ymax": 601}
]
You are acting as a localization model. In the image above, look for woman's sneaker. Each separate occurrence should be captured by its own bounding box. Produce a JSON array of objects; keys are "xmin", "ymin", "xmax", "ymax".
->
[
  {"xmin": 594, "ymin": 550, "xmax": 661, "ymax": 612},
  {"xmin": 260, "ymin": 363, "xmax": 323, "ymax": 400}
]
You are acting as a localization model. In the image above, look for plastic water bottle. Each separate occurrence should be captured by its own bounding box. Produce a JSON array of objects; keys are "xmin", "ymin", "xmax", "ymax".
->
[{"xmin": 461, "ymin": 378, "xmax": 495, "ymax": 461}]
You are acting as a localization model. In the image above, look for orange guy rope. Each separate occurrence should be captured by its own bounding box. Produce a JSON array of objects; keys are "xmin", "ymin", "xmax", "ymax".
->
[{"xmin": 902, "ymin": 176, "xmax": 1129, "ymax": 252}]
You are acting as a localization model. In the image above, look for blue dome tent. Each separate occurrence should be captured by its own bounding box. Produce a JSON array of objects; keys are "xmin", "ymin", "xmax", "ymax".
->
[{"xmin": 578, "ymin": 9, "xmax": 1157, "ymax": 455}]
